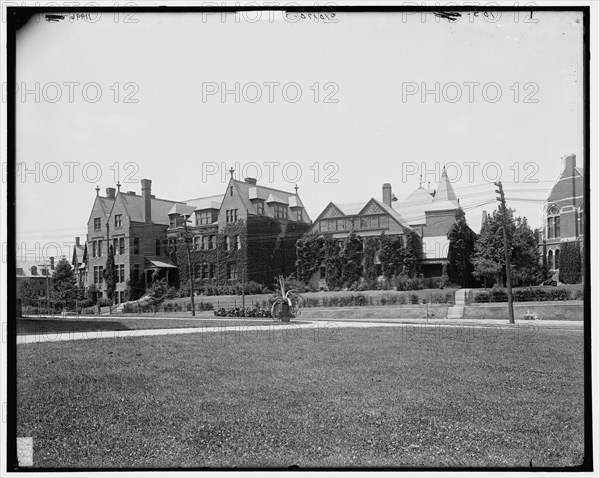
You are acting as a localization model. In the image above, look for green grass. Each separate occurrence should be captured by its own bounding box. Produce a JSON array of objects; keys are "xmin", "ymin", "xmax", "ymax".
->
[
  {"xmin": 16, "ymin": 317, "xmax": 275, "ymax": 336},
  {"xmin": 17, "ymin": 326, "xmax": 584, "ymax": 468}
]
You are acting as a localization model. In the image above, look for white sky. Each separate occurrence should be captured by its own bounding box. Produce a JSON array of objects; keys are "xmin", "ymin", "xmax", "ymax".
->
[{"xmin": 13, "ymin": 9, "xmax": 584, "ymax": 262}]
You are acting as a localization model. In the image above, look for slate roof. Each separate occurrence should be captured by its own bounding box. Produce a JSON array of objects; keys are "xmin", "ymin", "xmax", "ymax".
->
[
  {"xmin": 396, "ymin": 186, "xmax": 435, "ymax": 225},
  {"xmin": 119, "ymin": 193, "xmax": 185, "ymax": 226},
  {"xmin": 425, "ymin": 167, "xmax": 460, "ymax": 212}
]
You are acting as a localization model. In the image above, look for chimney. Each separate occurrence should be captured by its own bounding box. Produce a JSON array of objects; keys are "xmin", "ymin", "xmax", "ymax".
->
[
  {"xmin": 75, "ymin": 237, "xmax": 80, "ymax": 247},
  {"xmin": 141, "ymin": 179, "xmax": 152, "ymax": 224},
  {"xmin": 245, "ymin": 177, "xmax": 257, "ymax": 185},
  {"xmin": 382, "ymin": 183, "xmax": 392, "ymax": 207},
  {"xmin": 49, "ymin": 256, "xmax": 55, "ymax": 270},
  {"xmin": 106, "ymin": 187, "xmax": 116, "ymax": 198},
  {"xmin": 561, "ymin": 154, "xmax": 576, "ymax": 172}
]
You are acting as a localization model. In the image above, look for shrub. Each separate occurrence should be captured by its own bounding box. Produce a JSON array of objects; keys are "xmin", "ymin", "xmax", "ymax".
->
[{"xmin": 559, "ymin": 242, "xmax": 582, "ymax": 284}]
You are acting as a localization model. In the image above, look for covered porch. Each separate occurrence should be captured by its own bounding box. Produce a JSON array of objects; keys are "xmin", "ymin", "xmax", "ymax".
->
[{"xmin": 144, "ymin": 256, "xmax": 179, "ymax": 287}]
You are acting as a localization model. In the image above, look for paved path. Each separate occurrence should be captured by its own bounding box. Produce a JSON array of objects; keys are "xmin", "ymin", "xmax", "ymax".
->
[{"xmin": 16, "ymin": 317, "xmax": 582, "ymax": 345}]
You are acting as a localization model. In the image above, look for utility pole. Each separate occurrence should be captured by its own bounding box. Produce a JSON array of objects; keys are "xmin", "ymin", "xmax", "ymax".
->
[
  {"xmin": 494, "ymin": 181, "xmax": 515, "ymax": 324},
  {"xmin": 182, "ymin": 214, "xmax": 196, "ymax": 316}
]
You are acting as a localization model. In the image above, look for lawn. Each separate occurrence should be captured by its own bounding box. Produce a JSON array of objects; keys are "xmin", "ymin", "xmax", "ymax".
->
[
  {"xmin": 17, "ymin": 325, "xmax": 585, "ymax": 468},
  {"xmin": 16, "ymin": 317, "xmax": 275, "ymax": 336}
]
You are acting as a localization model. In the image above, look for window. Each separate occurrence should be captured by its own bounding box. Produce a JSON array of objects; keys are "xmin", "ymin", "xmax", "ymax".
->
[
  {"xmin": 170, "ymin": 216, "xmax": 178, "ymax": 229},
  {"xmin": 230, "ymin": 186, "xmax": 234, "ymax": 196},
  {"xmin": 202, "ymin": 236, "xmax": 208, "ymax": 250},
  {"xmin": 274, "ymin": 204, "xmax": 287, "ymax": 219},
  {"xmin": 209, "ymin": 264, "xmax": 215, "ymax": 278},
  {"xmin": 336, "ymin": 219, "xmax": 345, "ymax": 231},
  {"xmin": 119, "ymin": 237, "xmax": 125, "ymax": 255},
  {"xmin": 194, "ymin": 263, "xmax": 201, "ymax": 280},
  {"xmin": 577, "ymin": 204, "xmax": 583, "ymax": 235},
  {"xmin": 555, "ymin": 249, "xmax": 560, "ymax": 269},
  {"xmin": 196, "ymin": 211, "xmax": 212, "ymax": 225},
  {"xmin": 98, "ymin": 240, "xmax": 103, "ymax": 257},
  {"xmin": 117, "ymin": 264, "xmax": 125, "ymax": 283},
  {"xmin": 227, "ymin": 264, "xmax": 238, "ymax": 280},
  {"xmin": 257, "ymin": 201, "xmax": 264, "ymax": 215},
  {"xmin": 360, "ymin": 217, "xmax": 369, "ymax": 229},
  {"xmin": 92, "ymin": 241, "xmax": 97, "ymax": 258},
  {"xmin": 113, "ymin": 238, "xmax": 119, "ymax": 255},
  {"xmin": 226, "ymin": 236, "xmax": 232, "ymax": 251},
  {"xmin": 296, "ymin": 209, "xmax": 303, "ymax": 222},
  {"xmin": 226, "ymin": 209, "xmax": 238, "ymax": 223},
  {"xmin": 155, "ymin": 239, "xmax": 161, "ymax": 256},
  {"xmin": 114, "ymin": 214, "xmax": 122, "ymax": 228},
  {"xmin": 209, "ymin": 235, "xmax": 215, "ymax": 250},
  {"xmin": 548, "ymin": 250, "xmax": 554, "ymax": 269},
  {"xmin": 547, "ymin": 205, "xmax": 560, "ymax": 240},
  {"xmin": 94, "ymin": 266, "xmax": 104, "ymax": 284},
  {"xmin": 94, "ymin": 217, "xmax": 101, "ymax": 231},
  {"xmin": 134, "ymin": 238, "xmax": 139, "ymax": 254},
  {"xmin": 194, "ymin": 236, "xmax": 201, "ymax": 251},
  {"xmin": 236, "ymin": 235, "xmax": 241, "ymax": 250},
  {"xmin": 202, "ymin": 263, "xmax": 208, "ymax": 279}
]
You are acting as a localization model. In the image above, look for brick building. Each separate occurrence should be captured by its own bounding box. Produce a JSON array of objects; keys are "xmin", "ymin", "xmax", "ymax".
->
[
  {"xmin": 86, "ymin": 180, "xmax": 184, "ymax": 303},
  {"xmin": 16, "ymin": 257, "xmax": 55, "ymax": 300},
  {"xmin": 538, "ymin": 154, "xmax": 584, "ymax": 273},
  {"xmin": 166, "ymin": 174, "xmax": 312, "ymax": 290}
]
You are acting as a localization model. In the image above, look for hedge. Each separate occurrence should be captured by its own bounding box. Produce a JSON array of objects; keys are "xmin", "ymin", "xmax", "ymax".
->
[{"xmin": 472, "ymin": 287, "xmax": 583, "ymax": 303}]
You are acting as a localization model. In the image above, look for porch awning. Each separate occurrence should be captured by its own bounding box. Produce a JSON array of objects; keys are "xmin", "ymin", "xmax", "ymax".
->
[{"xmin": 144, "ymin": 256, "xmax": 178, "ymax": 269}]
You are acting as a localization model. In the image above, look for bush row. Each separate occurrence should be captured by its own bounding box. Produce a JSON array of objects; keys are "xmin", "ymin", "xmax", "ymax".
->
[
  {"xmin": 122, "ymin": 301, "xmax": 214, "ymax": 314},
  {"xmin": 271, "ymin": 292, "xmax": 456, "ymax": 309},
  {"xmin": 214, "ymin": 307, "xmax": 272, "ymax": 318},
  {"xmin": 473, "ymin": 287, "xmax": 583, "ymax": 303}
]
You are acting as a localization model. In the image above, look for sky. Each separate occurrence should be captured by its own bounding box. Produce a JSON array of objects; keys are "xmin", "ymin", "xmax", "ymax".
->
[{"xmin": 13, "ymin": 9, "xmax": 585, "ymax": 263}]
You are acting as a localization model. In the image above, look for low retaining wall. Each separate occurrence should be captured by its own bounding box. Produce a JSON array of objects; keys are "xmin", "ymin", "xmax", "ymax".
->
[
  {"xmin": 298, "ymin": 305, "xmax": 449, "ymax": 320},
  {"xmin": 464, "ymin": 302, "xmax": 584, "ymax": 321}
]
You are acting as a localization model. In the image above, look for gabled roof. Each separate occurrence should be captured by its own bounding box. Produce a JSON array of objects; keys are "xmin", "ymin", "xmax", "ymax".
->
[
  {"xmin": 168, "ymin": 203, "xmax": 196, "ymax": 216},
  {"xmin": 87, "ymin": 195, "xmax": 115, "ymax": 226},
  {"xmin": 118, "ymin": 193, "xmax": 185, "ymax": 226},
  {"xmin": 311, "ymin": 199, "xmax": 410, "ymax": 230}
]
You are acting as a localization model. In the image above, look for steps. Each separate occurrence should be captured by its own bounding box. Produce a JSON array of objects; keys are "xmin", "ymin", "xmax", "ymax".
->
[{"xmin": 447, "ymin": 289, "xmax": 470, "ymax": 319}]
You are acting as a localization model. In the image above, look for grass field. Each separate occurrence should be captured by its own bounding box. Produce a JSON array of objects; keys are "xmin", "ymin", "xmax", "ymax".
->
[
  {"xmin": 16, "ymin": 317, "xmax": 275, "ymax": 336},
  {"xmin": 17, "ymin": 326, "xmax": 584, "ymax": 468}
]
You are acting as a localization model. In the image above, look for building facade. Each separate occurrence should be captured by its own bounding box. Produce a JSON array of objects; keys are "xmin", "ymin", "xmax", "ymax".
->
[
  {"xmin": 86, "ymin": 180, "xmax": 183, "ymax": 303},
  {"xmin": 305, "ymin": 168, "xmax": 469, "ymax": 287},
  {"xmin": 166, "ymin": 175, "xmax": 312, "ymax": 290},
  {"xmin": 538, "ymin": 154, "xmax": 584, "ymax": 273}
]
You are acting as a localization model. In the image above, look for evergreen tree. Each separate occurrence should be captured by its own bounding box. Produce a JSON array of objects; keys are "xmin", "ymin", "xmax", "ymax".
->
[
  {"xmin": 559, "ymin": 242, "xmax": 582, "ymax": 284},
  {"xmin": 323, "ymin": 234, "xmax": 343, "ymax": 289},
  {"xmin": 295, "ymin": 232, "xmax": 325, "ymax": 284},
  {"xmin": 340, "ymin": 232, "xmax": 363, "ymax": 286},
  {"xmin": 447, "ymin": 209, "xmax": 477, "ymax": 287},
  {"xmin": 403, "ymin": 229, "xmax": 422, "ymax": 278},
  {"xmin": 379, "ymin": 233, "xmax": 404, "ymax": 280},
  {"xmin": 50, "ymin": 257, "xmax": 81, "ymax": 306},
  {"xmin": 362, "ymin": 237, "xmax": 378, "ymax": 288},
  {"xmin": 472, "ymin": 207, "xmax": 511, "ymax": 287},
  {"xmin": 104, "ymin": 245, "xmax": 117, "ymax": 305},
  {"xmin": 18, "ymin": 278, "xmax": 38, "ymax": 304}
]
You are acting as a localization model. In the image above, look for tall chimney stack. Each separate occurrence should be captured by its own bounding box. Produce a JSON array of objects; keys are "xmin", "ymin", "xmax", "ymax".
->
[
  {"xmin": 106, "ymin": 187, "xmax": 116, "ymax": 198},
  {"xmin": 141, "ymin": 179, "xmax": 152, "ymax": 224},
  {"xmin": 49, "ymin": 256, "xmax": 55, "ymax": 270},
  {"xmin": 382, "ymin": 183, "xmax": 392, "ymax": 207},
  {"xmin": 561, "ymin": 154, "xmax": 576, "ymax": 172}
]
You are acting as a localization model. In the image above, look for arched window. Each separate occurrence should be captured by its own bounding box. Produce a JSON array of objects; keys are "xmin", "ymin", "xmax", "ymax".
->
[
  {"xmin": 555, "ymin": 249, "xmax": 560, "ymax": 270},
  {"xmin": 548, "ymin": 250, "xmax": 554, "ymax": 269},
  {"xmin": 547, "ymin": 205, "xmax": 560, "ymax": 239}
]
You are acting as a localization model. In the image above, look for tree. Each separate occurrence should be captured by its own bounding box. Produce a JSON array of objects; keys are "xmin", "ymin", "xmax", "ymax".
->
[
  {"xmin": 296, "ymin": 232, "xmax": 325, "ymax": 284},
  {"xmin": 472, "ymin": 208, "xmax": 511, "ymax": 287},
  {"xmin": 559, "ymin": 242, "xmax": 582, "ymax": 284},
  {"xmin": 50, "ymin": 257, "xmax": 82, "ymax": 306},
  {"xmin": 379, "ymin": 233, "xmax": 404, "ymax": 281},
  {"xmin": 362, "ymin": 237, "xmax": 378, "ymax": 288},
  {"xmin": 323, "ymin": 234, "xmax": 343, "ymax": 290},
  {"xmin": 472, "ymin": 206, "xmax": 543, "ymax": 287},
  {"xmin": 447, "ymin": 209, "xmax": 477, "ymax": 287},
  {"xmin": 18, "ymin": 279, "xmax": 37, "ymax": 304},
  {"xmin": 340, "ymin": 232, "xmax": 363, "ymax": 287},
  {"xmin": 103, "ymin": 245, "xmax": 117, "ymax": 306},
  {"xmin": 511, "ymin": 217, "xmax": 545, "ymax": 286},
  {"xmin": 403, "ymin": 229, "xmax": 422, "ymax": 278}
]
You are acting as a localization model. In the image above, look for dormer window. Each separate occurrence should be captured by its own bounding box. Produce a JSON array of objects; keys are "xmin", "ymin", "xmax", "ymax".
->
[
  {"xmin": 30, "ymin": 266, "xmax": 37, "ymax": 275},
  {"xmin": 274, "ymin": 204, "xmax": 287, "ymax": 219},
  {"xmin": 196, "ymin": 210, "xmax": 212, "ymax": 225},
  {"xmin": 257, "ymin": 201, "xmax": 264, "ymax": 215},
  {"xmin": 296, "ymin": 208, "xmax": 303, "ymax": 222}
]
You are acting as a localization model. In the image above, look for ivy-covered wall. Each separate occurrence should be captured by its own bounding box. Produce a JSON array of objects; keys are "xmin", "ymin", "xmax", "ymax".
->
[{"xmin": 170, "ymin": 216, "xmax": 309, "ymax": 289}]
